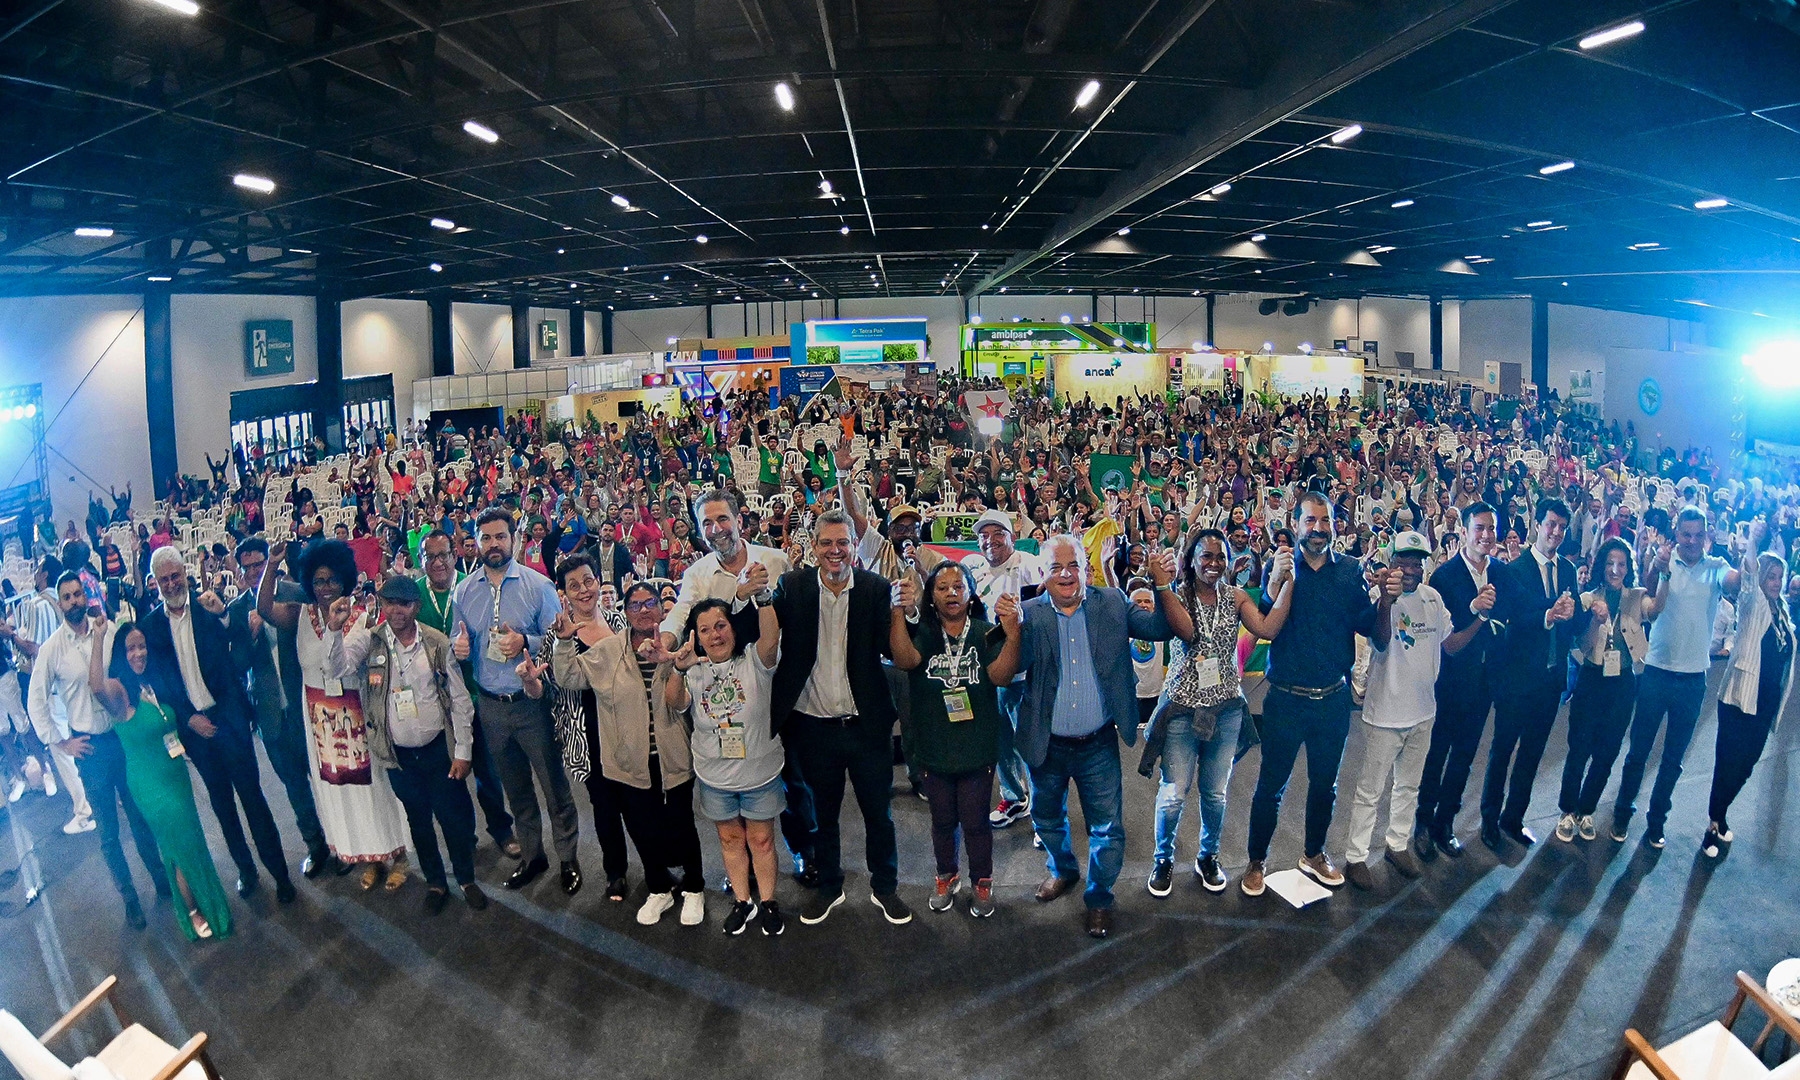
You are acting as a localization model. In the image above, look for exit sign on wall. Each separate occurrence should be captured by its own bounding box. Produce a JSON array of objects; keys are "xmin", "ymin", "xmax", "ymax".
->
[{"xmin": 244, "ymin": 319, "xmax": 295, "ymax": 377}]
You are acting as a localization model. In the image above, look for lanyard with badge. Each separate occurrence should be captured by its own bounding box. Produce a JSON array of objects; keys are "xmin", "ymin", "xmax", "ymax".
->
[
  {"xmin": 311, "ymin": 605, "xmax": 347, "ymax": 696},
  {"xmin": 485, "ymin": 577, "xmax": 509, "ymax": 665},
  {"xmin": 388, "ymin": 630, "xmax": 420, "ymax": 721},
  {"xmin": 701, "ymin": 662, "xmax": 747, "ymax": 758},
  {"xmin": 145, "ymin": 686, "xmax": 184, "ymax": 758},
  {"xmin": 1599, "ymin": 593, "xmax": 1624, "ymax": 678},
  {"xmin": 1191, "ymin": 589, "xmax": 1232, "ymax": 690},
  {"xmin": 939, "ymin": 624, "xmax": 976, "ymax": 721}
]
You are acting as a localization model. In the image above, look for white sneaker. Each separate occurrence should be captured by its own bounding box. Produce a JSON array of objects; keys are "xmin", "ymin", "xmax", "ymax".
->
[
  {"xmin": 62, "ymin": 817, "xmax": 95, "ymax": 835},
  {"xmin": 5, "ymin": 778, "xmax": 22, "ymax": 803},
  {"xmin": 1554, "ymin": 814, "xmax": 1577, "ymax": 843},
  {"xmin": 678, "ymin": 891, "xmax": 705, "ymax": 926},
  {"xmin": 43, "ymin": 769, "xmax": 56, "ymax": 798},
  {"xmin": 1576, "ymin": 815, "xmax": 1598, "ymax": 841},
  {"xmin": 636, "ymin": 891, "xmax": 675, "ymax": 925}
]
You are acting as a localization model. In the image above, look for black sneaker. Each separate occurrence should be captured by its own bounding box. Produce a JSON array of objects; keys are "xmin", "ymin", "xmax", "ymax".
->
[
  {"xmin": 1195, "ymin": 854, "xmax": 1228, "ymax": 893},
  {"xmin": 1147, "ymin": 859, "xmax": 1174, "ymax": 898},
  {"xmin": 722, "ymin": 898, "xmax": 759, "ymax": 936},
  {"xmin": 1646, "ymin": 827, "xmax": 1666, "ymax": 850},
  {"xmin": 799, "ymin": 887, "xmax": 845, "ymax": 925},
  {"xmin": 871, "ymin": 891, "xmax": 914, "ymax": 925},
  {"xmin": 759, "ymin": 900, "xmax": 786, "ymax": 937}
]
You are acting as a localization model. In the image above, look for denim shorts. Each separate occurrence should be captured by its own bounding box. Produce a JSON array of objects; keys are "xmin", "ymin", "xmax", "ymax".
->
[{"xmin": 697, "ymin": 773, "xmax": 787, "ymax": 822}]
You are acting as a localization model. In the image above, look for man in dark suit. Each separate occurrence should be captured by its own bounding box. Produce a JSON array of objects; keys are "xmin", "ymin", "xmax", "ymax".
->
[
  {"xmin": 223, "ymin": 536, "xmax": 337, "ymax": 878},
  {"xmin": 1482, "ymin": 499, "xmax": 1585, "ymax": 851},
  {"xmin": 759, "ymin": 510, "xmax": 907, "ymax": 927},
  {"xmin": 143, "ymin": 546, "xmax": 295, "ymax": 902},
  {"xmin": 590, "ymin": 521, "xmax": 635, "ymax": 593},
  {"xmin": 1414, "ymin": 501, "xmax": 1502, "ymax": 859}
]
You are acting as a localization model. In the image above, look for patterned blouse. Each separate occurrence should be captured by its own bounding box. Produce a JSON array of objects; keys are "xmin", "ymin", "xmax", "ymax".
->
[{"xmin": 1165, "ymin": 583, "xmax": 1244, "ymax": 709}]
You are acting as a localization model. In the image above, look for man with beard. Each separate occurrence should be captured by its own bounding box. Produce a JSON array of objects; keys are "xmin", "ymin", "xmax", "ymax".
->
[
  {"xmin": 591, "ymin": 520, "xmax": 634, "ymax": 594},
  {"xmin": 1242, "ymin": 492, "xmax": 1382, "ymax": 896},
  {"xmin": 28, "ymin": 571, "xmax": 167, "ymax": 928},
  {"xmin": 451, "ymin": 508, "xmax": 580, "ymax": 893},
  {"xmin": 660, "ymin": 489, "xmax": 811, "ymax": 882},
  {"xmin": 416, "ymin": 529, "xmax": 517, "ymax": 858},
  {"xmin": 141, "ymin": 547, "xmax": 295, "ymax": 903}
]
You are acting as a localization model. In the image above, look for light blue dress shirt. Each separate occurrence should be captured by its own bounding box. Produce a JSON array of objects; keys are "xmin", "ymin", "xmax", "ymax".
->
[
  {"xmin": 450, "ymin": 559, "xmax": 564, "ymax": 694},
  {"xmin": 1644, "ymin": 554, "xmax": 1730, "ymax": 674},
  {"xmin": 1050, "ymin": 607, "xmax": 1107, "ymax": 737}
]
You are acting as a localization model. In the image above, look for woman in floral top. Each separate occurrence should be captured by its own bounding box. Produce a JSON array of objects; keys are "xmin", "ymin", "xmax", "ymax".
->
[{"xmin": 1139, "ymin": 527, "xmax": 1294, "ymax": 895}]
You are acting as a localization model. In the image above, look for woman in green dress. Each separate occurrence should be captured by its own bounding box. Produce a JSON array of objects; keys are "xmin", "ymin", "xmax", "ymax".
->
[{"xmin": 88, "ymin": 618, "xmax": 233, "ymax": 941}]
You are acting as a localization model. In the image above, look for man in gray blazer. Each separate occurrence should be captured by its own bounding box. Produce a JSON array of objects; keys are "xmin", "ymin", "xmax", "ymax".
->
[{"xmin": 991, "ymin": 535, "xmax": 1189, "ymax": 938}]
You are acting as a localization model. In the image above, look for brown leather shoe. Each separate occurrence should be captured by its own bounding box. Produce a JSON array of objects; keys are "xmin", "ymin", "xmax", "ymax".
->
[
  {"xmin": 1035, "ymin": 873, "xmax": 1080, "ymax": 902},
  {"xmin": 1085, "ymin": 906, "xmax": 1112, "ymax": 938},
  {"xmin": 1241, "ymin": 859, "xmax": 1267, "ymax": 896}
]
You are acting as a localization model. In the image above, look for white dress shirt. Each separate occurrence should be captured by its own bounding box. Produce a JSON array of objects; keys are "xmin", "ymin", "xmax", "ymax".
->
[
  {"xmin": 166, "ymin": 604, "xmax": 217, "ymax": 711},
  {"xmin": 27, "ymin": 620, "xmax": 118, "ymax": 744},
  {"xmin": 327, "ymin": 622, "xmax": 475, "ymax": 759},
  {"xmin": 662, "ymin": 542, "xmax": 791, "ymax": 639},
  {"xmin": 795, "ymin": 571, "xmax": 857, "ymax": 718}
]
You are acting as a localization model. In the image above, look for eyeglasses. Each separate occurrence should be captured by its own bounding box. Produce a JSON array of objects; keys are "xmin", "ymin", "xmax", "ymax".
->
[
  {"xmin": 423, "ymin": 551, "xmax": 453, "ymax": 562},
  {"xmin": 625, "ymin": 599, "xmax": 662, "ymax": 612}
]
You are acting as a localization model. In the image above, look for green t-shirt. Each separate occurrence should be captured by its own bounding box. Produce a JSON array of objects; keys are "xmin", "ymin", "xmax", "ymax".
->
[
  {"xmin": 902, "ymin": 617, "xmax": 1002, "ymax": 775},
  {"xmin": 758, "ymin": 447, "xmax": 783, "ymax": 485}
]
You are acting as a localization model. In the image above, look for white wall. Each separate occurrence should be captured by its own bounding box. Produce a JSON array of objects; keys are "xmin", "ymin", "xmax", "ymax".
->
[
  {"xmin": 170, "ymin": 293, "xmax": 318, "ymax": 478},
  {"xmin": 610, "ymin": 305, "xmax": 708, "ymax": 353},
  {"xmin": 1458, "ymin": 298, "xmax": 1533, "ymax": 379},
  {"xmin": 0, "ymin": 295, "xmax": 153, "ymax": 524},
  {"xmin": 343, "ymin": 298, "xmax": 430, "ymax": 426},
  {"xmin": 584, "ymin": 310, "xmax": 607, "ymax": 355},
  {"xmin": 450, "ymin": 302, "xmax": 512, "ymax": 373},
  {"xmin": 1548, "ymin": 303, "xmax": 1700, "ymax": 407}
]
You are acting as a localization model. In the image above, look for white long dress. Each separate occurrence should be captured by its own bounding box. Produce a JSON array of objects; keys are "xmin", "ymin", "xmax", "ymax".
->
[{"xmin": 296, "ymin": 606, "xmax": 409, "ymax": 864}]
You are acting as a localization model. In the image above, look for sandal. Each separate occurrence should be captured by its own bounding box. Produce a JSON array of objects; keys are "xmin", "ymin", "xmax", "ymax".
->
[
  {"xmin": 384, "ymin": 864, "xmax": 409, "ymax": 892},
  {"xmin": 358, "ymin": 864, "xmax": 380, "ymax": 891},
  {"xmin": 189, "ymin": 908, "xmax": 213, "ymax": 939}
]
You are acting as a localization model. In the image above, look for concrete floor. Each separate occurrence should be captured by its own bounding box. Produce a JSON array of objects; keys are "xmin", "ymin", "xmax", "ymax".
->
[{"xmin": 3, "ymin": 667, "xmax": 1796, "ymax": 1080}]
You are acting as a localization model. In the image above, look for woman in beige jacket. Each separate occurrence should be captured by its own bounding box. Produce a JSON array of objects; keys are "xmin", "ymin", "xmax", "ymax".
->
[
  {"xmin": 1556, "ymin": 538, "xmax": 1650, "ymax": 843},
  {"xmin": 544, "ymin": 580, "xmax": 706, "ymax": 928}
]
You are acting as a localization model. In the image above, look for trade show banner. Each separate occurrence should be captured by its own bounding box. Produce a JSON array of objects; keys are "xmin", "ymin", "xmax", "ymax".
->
[
  {"xmin": 791, "ymin": 318, "xmax": 928, "ymax": 365},
  {"xmin": 961, "ymin": 321, "xmax": 1153, "ymax": 380},
  {"xmin": 1051, "ymin": 351, "xmax": 1169, "ymax": 404},
  {"xmin": 1245, "ymin": 354, "xmax": 1364, "ymax": 398},
  {"xmin": 779, "ymin": 365, "xmax": 840, "ymax": 409},
  {"xmin": 1171, "ymin": 351, "xmax": 1240, "ymax": 393}
]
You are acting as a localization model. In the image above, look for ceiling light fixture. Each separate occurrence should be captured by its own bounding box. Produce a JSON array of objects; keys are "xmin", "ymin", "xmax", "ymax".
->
[
  {"xmin": 1539, "ymin": 161, "xmax": 1576, "ymax": 175},
  {"xmin": 429, "ymin": 263, "xmax": 443, "ymax": 272},
  {"xmin": 1527, "ymin": 219, "xmax": 1553, "ymax": 228},
  {"xmin": 819, "ymin": 180, "xmax": 833, "ymax": 194},
  {"xmin": 1075, "ymin": 80, "xmax": 1101, "ymax": 109},
  {"xmin": 774, "ymin": 82, "xmax": 795, "ymax": 111},
  {"xmin": 73, "ymin": 227, "xmax": 114, "ymax": 238},
  {"xmin": 147, "ymin": 274, "xmax": 173, "ymax": 282},
  {"xmin": 1391, "ymin": 198, "xmax": 1414, "ymax": 208},
  {"xmin": 840, "ymin": 225, "xmax": 850, "ymax": 235},
  {"xmin": 695, "ymin": 234, "xmax": 708, "ymax": 244},
  {"xmin": 144, "ymin": 0, "xmax": 200, "ymax": 14},
  {"xmin": 290, "ymin": 248, "xmax": 312, "ymax": 254},
  {"xmin": 1330, "ymin": 124, "xmax": 1363, "ymax": 144},
  {"xmin": 430, "ymin": 218, "xmax": 455, "ymax": 231},
  {"xmin": 1250, "ymin": 233, "xmax": 1267, "ymax": 242},
  {"xmin": 233, "ymin": 173, "xmax": 275, "ymax": 194},
  {"xmin": 1369, "ymin": 244, "xmax": 1396, "ymax": 253},
  {"xmin": 1117, "ymin": 227, "xmax": 1131, "ymax": 235},
  {"xmin": 463, "ymin": 120, "xmax": 499, "ymax": 143},
  {"xmin": 610, "ymin": 194, "xmax": 631, "ymax": 209},
  {"xmin": 1579, "ymin": 20, "xmax": 1644, "ymax": 50},
  {"xmin": 556, "ymin": 248, "xmax": 565, "ymax": 254},
  {"xmin": 1210, "ymin": 183, "xmax": 1232, "ymax": 196},
  {"xmin": 1694, "ymin": 198, "xmax": 1728, "ymax": 209}
]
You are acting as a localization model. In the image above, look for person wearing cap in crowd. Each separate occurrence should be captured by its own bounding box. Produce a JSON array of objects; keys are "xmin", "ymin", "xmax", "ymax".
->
[
  {"xmin": 1342, "ymin": 532, "xmax": 1485, "ymax": 890},
  {"xmin": 322, "ymin": 574, "xmax": 487, "ymax": 915},
  {"xmin": 961, "ymin": 507, "xmax": 1046, "ymax": 830}
]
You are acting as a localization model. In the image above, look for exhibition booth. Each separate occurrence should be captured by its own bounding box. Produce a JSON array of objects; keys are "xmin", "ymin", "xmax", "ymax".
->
[
  {"xmin": 667, "ymin": 334, "xmax": 791, "ymax": 400},
  {"xmin": 1241, "ymin": 352, "xmax": 1367, "ymax": 399},
  {"xmin": 960, "ymin": 321, "xmax": 1155, "ymax": 383},
  {"xmin": 791, "ymin": 317, "xmax": 929, "ymax": 365}
]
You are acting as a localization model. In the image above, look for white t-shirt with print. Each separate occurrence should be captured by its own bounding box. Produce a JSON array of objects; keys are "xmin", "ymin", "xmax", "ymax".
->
[
  {"xmin": 1363, "ymin": 584, "xmax": 1450, "ymax": 729},
  {"xmin": 683, "ymin": 649, "xmax": 783, "ymax": 792}
]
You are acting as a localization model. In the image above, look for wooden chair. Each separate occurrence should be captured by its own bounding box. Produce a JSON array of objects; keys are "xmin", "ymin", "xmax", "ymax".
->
[
  {"xmin": 1613, "ymin": 971, "xmax": 1800, "ymax": 1080},
  {"xmin": 0, "ymin": 975, "xmax": 220, "ymax": 1080}
]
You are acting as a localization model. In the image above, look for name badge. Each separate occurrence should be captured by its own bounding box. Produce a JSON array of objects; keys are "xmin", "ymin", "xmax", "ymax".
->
[
  {"xmin": 718, "ymin": 723, "xmax": 747, "ymax": 759},
  {"xmin": 1194, "ymin": 657, "xmax": 1222, "ymax": 690},
  {"xmin": 944, "ymin": 689, "xmax": 974, "ymax": 722},
  {"xmin": 485, "ymin": 634, "xmax": 509, "ymax": 664},
  {"xmin": 324, "ymin": 675, "xmax": 343, "ymax": 697},
  {"xmin": 1603, "ymin": 649, "xmax": 1622, "ymax": 678},
  {"xmin": 162, "ymin": 729, "xmax": 185, "ymax": 758}
]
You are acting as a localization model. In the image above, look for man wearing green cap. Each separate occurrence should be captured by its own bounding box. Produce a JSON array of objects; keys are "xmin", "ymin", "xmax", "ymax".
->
[{"xmin": 323, "ymin": 574, "xmax": 486, "ymax": 915}]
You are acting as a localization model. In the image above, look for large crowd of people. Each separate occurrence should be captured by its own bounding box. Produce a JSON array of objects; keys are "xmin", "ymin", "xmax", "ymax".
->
[{"xmin": 0, "ymin": 368, "xmax": 1793, "ymax": 943}]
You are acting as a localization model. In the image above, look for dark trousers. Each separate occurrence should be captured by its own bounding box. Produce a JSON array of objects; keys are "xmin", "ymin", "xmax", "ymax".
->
[
  {"xmin": 582, "ymin": 773, "xmax": 631, "ymax": 883},
  {"xmin": 75, "ymin": 730, "xmax": 166, "ymax": 904},
  {"xmin": 1614, "ymin": 665, "xmax": 1708, "ymax": 833},
  {"xmin": 1247, "ymin": 686, "xmax": 1351, "ymax": 861},
  {"xmin": 608, "ymin": 755, "xmax": 704, "ymax": 895},
  {"xmin": 778, "ymin": 753, "xmax": 818, "ymax": 863},
  {"xmin": 1416, "ymin": 684, "xmax": 1492, "ymax": 835},
  {"xmin": 1558, "ymin": 666, "xmax": 1636, "ymax": 816},
  {"xmin": 920, "ymin": 766, "xmax": 995, "ymax": 880},
  {"xmin": 1709, "ymin": 702, "xmax": 1776, "ymax": 824},
  {"xmin": 386, "ymin": 734, "xmax": 477, "ymax": 889},
  {"xmin": 787, "ymin": 713, "xmax": 898, "ymax": 895},
  {"xmin": 186, "ymin": 713, "xmax": 291, "ymax": 885},
  {"xmin": 469, "ymin": 713, "xmax": 514, "ymax": 844},
  {"xmin": 1481, "ymin": 675, "xmax": 1562, "ymax": 830},
  {"xmin": 258, "ymin": 714, "xmax": 325, "ymax": 857},
  {"xmin": 479, "ymin": 694, "xmax": 578, "ymax": 864}
]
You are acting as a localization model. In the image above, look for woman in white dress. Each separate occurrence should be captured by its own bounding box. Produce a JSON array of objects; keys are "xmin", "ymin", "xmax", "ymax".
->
[{"xmin": 258, "ymin": 539, "xmax": 410, "ymax": 891}]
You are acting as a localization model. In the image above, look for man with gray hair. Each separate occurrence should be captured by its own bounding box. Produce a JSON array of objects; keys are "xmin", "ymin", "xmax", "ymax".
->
[{"xmin": 989, "ymin": 534, "xmax": 1186, "ymax": 938}]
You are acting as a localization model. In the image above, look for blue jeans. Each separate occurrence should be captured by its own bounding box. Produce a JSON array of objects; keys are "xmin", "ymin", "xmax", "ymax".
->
[
  {"xmin": 995, "ymin": 683, "xmax": 1030, "ymax": 805},
  {"xmin": 1028, "ymin": 728, "xmax": 1125, "ymax": 910},
  {"xmin": 1613, "ymin": 665, "xmax": 1708, "ymax": 833},
  {"xmin": 1153, "ymin": 702, "xmax": 1246, "ymax": 862}
]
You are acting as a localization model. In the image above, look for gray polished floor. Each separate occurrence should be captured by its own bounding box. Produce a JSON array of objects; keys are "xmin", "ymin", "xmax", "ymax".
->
[{"xmin": 3, "ymin": 669, "xmax": 1796, "ymax": 1080}]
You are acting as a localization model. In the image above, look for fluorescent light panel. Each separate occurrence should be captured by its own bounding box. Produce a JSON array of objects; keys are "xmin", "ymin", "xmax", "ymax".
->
[
  {"xmin": 233, "ymin": 173, "xmax": 275, "ymax": 194},
  {"xmin": 1391, "ymin": 198, "xmax": 1414, "ymax": 208},
  {"xmin": 1579, "ymin": 20, "xmax": 1644, "ymax": 49},
  {"xmin": 462, "ymin": 120, "xmax": 499, "ymax": 143},
  {"xmin": 429, "ymin": 218, "xmax": 455, "ymax": 230},
  {"xmin": 1694, "ymin": 198, "xmax": 1728, "ymax": 209},
  {"xmin": 610, "ymin": 193, "xmax": 630, "ymax": 208},
  {"xmin": 774, "ymin": 82, "xmax": 795, "ymax": 111},
  {"xmin": 1250, "ymin": 233, "xmax": 1267, "ymax": 242},
  {"xmin": 1075, "ymin": 80, "xmax": 1101, "ymax": 109},
  {"xmin": 1539, "ymin": 161, "xmax": 1576, "ymax": 175},
  {"xmin": 1330, "ymin": 124, "xmax": 1363, "ymax": 144},
  {"xmin": 74, "ymin": 226, "xmax": 113, "ymax": 237},
  {"xmin": 144, "ymin": 0, "xmax": 199, "ymax": 14},
  {"xmin": 1527, "ymin": 219, "xmax": 1553, "ymax": 228}
]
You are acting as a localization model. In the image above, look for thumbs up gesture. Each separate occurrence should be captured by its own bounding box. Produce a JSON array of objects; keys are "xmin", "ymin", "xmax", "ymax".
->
[
  {"xmin": 496, "ymin": 622, "xmax": 525, "ymax": 658},
  {"xmin": 452, "ymin": 623, "xmax": 471, "ymax": 661}
]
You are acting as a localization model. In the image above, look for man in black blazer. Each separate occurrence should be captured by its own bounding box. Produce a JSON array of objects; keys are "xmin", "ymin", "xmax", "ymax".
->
[
  {"xmin": 143, "ymin": 547, "xmax": 295, "ymax": 902},
  {"xmin": 759, "ymin": 510, "xmax": 908, "ymax": 927},
  {"xmin": 590, "ymin": 521, "xmax": 635, "ymax": 593},
  {"xmin": 223, "ymin": 536, "xmax": 336, "ymax": 878},
  {"xmin": 1481, "ymin": 499, "xmax": 1586, "ymax": 851},
  {"xmin": 1415, "ymin": 502, "xmax": 1503, "ymax": 859}
]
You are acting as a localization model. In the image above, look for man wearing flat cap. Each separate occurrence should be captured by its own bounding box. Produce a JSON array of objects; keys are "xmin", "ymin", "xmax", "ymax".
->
[{"xmin": 323, "ymin": 574, "xmax": 486, "ymax": 915}]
